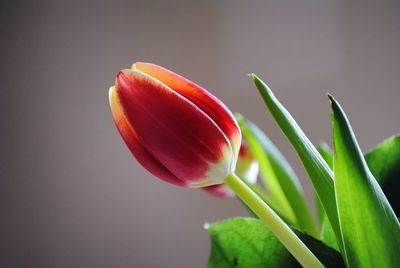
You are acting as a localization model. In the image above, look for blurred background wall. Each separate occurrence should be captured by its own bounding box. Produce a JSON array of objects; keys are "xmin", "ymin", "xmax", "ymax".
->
[{"xmin": 1, "ymin": 0, "xmax": 399, "ymax": 267}]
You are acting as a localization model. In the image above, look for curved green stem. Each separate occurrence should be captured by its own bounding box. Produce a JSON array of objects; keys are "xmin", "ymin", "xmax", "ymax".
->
[{"xmin": 225, "ymin": 173, "xmax": 324, "ymax": 268}]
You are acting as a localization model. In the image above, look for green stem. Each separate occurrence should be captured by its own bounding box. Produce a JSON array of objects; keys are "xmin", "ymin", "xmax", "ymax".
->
[{"xmin": 225, "ymin": 173, "xmax": 324, "ymax": 268}]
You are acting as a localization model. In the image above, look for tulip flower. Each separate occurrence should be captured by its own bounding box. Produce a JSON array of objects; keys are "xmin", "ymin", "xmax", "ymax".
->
[
  {"xmin": 109, "ymin": 63, "xmax": 324, "ymax": 268},
  {"xmin": 109, "ymin": 62, "xmax": 241, "ymax": 188},
  {"xmin": 204, "ymin": 141, "xmax": 259, "ymax": 197}
]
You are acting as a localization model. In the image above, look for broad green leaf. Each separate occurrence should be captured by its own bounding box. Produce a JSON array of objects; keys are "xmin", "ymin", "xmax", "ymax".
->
[
  {"xmin": 330, "ymin": 95, "xmax": 400, "ymax": 267},
  {"xmin": 237, "ymin": 115, "xmax": 319, "ymax": 237},
  {"xmin": 206, "ymin": 217, "xmax": 344, "ymax": 268},
  {"xmin": 365, "ymin": 135, "xmax": 400, "ymax": 215},
  {"xmin": 365, "ymin": 135, "xmax": 400, "ymax": 184},
  {"xmin": 250, "ymin": 74, "xmax": 342, "ymax": 248}
]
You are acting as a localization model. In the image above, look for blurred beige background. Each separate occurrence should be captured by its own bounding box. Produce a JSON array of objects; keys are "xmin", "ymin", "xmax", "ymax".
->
[{"xmin": 1, "ymin": 0, "xmax": 399, "ymax": 267}]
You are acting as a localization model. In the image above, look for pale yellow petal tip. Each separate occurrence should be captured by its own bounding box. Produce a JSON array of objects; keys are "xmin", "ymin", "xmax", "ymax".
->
[
  {"xmin": 108, "ymin": 85, "xmax": 124, "ymax": 120},
  {"xmin": 131, "ymin": 62, "xmax": 148, "ymax": 71},
  {"xmin": 108, "ymin": 86, "xmax": 116, "ymax": 105}
]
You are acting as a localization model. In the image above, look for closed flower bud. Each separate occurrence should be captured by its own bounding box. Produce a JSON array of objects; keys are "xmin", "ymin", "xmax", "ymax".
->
[
  {"xmin": 109, "ymin": 62, "xmax": 241, "ymax": 188},
  {"xmin": 204, "ymin": 141, "xmax": 259, "ymax": 197}
]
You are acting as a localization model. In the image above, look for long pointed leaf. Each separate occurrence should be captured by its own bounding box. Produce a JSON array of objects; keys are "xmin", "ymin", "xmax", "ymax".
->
[
  {"xmin": 250, "ymin": 74, "xmax": 342, "ymax": 247},
  {"xmin": 318, "ymin": 142, "xmax": 333, "ymax": 168},
  {"xmin": 237, "ymin": 115, "xmax": 319, "ymax": 237},
  {"xmin": 316, "ymin": 142, "xmax": 332, "ymax": 223},
  {"xmin": 330, "ymin": 95, "xmax": 400, "ymax": 267},
  {"xmin": 318, "ymin": 137, "xmax": 400, "ymax": 215},
  {"xmin": 317, "ymin": 143, "xmax": 338, "ymax": 250}
]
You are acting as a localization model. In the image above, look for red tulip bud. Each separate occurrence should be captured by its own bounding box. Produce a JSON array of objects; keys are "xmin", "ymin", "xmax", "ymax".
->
[
  {"xmin": 203, "ymin": 141, "xmax": 258, "ymax": 197},
  {"xmin": 109, "ymin": 62, "xmax": 241, "ymax": 188}
]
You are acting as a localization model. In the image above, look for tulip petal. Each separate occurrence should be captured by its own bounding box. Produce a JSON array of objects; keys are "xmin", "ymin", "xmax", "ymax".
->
[
  {"xmin": 204, "ymin": 184, "xmax": 235, "ymax": 198},
  {"xmin": 132, "ymin": 62, "xmax": 241, "ymax": 164},
  {"xmin": 116, "ymin": 70, "xmax": 234, "ymax": 187},
  {"xmin": 109, "ymin": 86, "xmax": 185, "ymax": 186},
  {"xmin": 236, "ymin": 144, "xmax": 259, "ymax": 185}
]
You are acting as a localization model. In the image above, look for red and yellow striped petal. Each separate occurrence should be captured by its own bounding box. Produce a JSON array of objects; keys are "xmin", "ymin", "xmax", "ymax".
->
[
  {"xmin": 115, "ymin": 69, "xmax": 234, "ymax": 187},
  {"xmin": 109, "ymin": 86, "xmax": 185, "ymax": 186},
  {"xmin": 132, "ymin": 62, "xmax": 241, "ymax": 164}
]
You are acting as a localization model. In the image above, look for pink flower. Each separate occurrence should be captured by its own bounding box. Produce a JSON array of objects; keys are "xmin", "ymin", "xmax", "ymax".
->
[{"xmin": 109, "ymin": 62, "xmax": 241, "ymax": 188}]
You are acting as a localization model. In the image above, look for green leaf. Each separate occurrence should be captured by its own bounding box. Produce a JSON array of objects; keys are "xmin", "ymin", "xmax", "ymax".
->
[
  {"xmin": 314, "ymin": 191, "xmax": 325, "ymax": 227},
  {"xmin": 237, "ymin": 115, "xmax": 319, "ymax": 237},
  {"xmin": 318, "ymin": 137, "xmax": 400, "ymax": 220},
  {"xmin": 365, "ymin": 135, "xmax": 400, "ymax": 184},
  {"xmin": 250, "ymin": 74, "xmax": 342, "ymax": 248},
  {"xmin": 206, "ymin": 217, "xmax": 344, "ymax": 268},
  {"xmin": 365, "ymin": 135, "xmax": 400, "ymax": 215},
  {"xmin": 319, "ymin": 134, "xmax": 400, "ymax": 246},
  {"xmin": 316, "ymin": 142, "xmax": 338, "ymax": 250},
  {"xmin": 330, "ymin": 95, "xmax": 400, "ymax": 267},
  {"xmin": 320, "ymin": 215, "xmax": 338, "ymax": 251},
  {"xmin": 318, "ymin": 142, "xmax": 333, "ymax": 169},
  {"xmin": 236, "ymin": 115, "xmax": 294, "ymax": 223},
  {"xmin": 315, "ymin": 142, "xmax": 332, "ymax": 224},
  {"xmin": 317, "ymin": 138, "xmax": 400, "ymax": 197}
]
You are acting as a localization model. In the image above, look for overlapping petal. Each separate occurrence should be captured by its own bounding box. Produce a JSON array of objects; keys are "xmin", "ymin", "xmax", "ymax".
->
[
  {"xmin": 114, "ymin": 69, "xmax": 235, "ymax": 187},
  {"xmin": 109, "ymin": 86, "xmax": 184, "ymax": 186},
  {"xmin": 133, "ymin": 62, "xmax": 241, "ymax": 164}
]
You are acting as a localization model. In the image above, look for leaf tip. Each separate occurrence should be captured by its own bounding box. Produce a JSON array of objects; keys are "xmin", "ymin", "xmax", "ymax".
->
[
  {"xmin": 247, "ymin": 73, "xmax": 257, "ymax": 80},
  {"xmin": 327, "ymin": 94, "xmax": 342, "ymax": 117},
  {"xmin": 249, "ymin": 73, "xmax": 263, "ymax": 89},
  {"xmin": 326, "ymin": 93, "xmax": 334, "ymax": 102}
]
